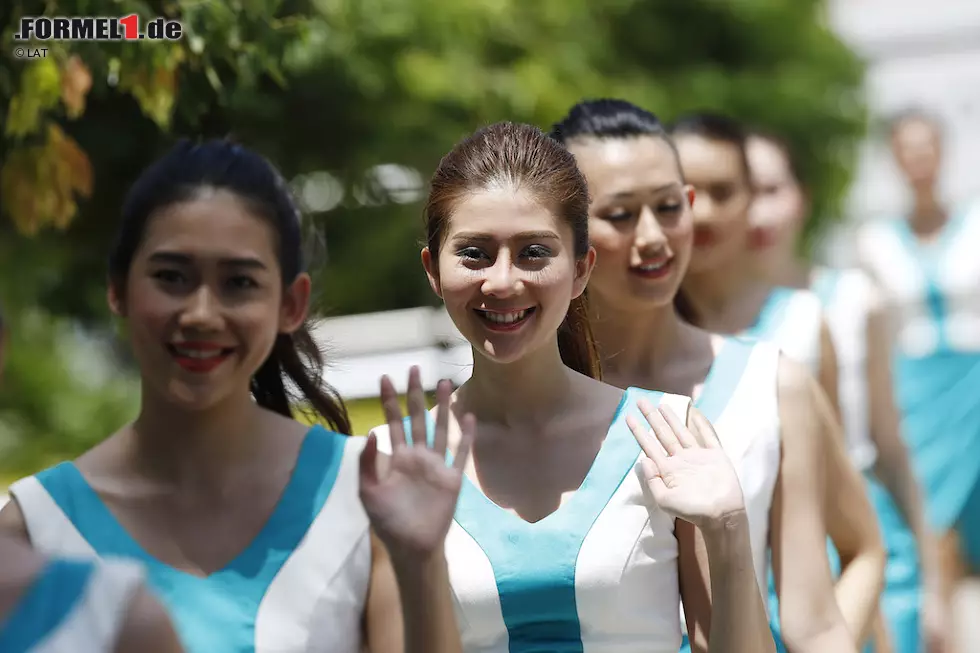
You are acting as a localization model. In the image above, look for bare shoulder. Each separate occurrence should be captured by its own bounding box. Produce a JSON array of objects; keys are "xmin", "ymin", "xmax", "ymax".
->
[
  {"xmin": 0, "ymin": 496, "xmax": 31, "ymax": 544},
  {"xmin": 775, "ymin": 354, "xmax": 820, "ymax": 418},
  {"xmin": 113, "ymin": 585, "xmax": 185, "ymax": 653},
  {"xmin": 575, "ymin": 375, "xmax": 636, "ymax": 419}
]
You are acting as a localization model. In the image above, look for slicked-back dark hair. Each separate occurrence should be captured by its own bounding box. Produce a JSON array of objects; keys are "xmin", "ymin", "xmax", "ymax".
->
[{"xmin": 109, "ymin": 139, "xmax": 351, "ymax": 434}]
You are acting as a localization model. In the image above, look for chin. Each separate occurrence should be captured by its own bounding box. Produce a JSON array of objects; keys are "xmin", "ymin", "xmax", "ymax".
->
[{"xmin": 162, "ymin": 382, "xmax": 235, "ymax": 412}]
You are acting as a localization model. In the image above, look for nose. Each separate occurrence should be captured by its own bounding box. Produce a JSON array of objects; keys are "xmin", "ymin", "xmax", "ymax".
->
[
  {"xmin": 481, "ymin": 256, "xmax": 522, "ymax": 298},
  {"xmin": 179, "ymin": 285, "xmax": 224, "ymax": 331},
  {"xmin": 634, "ymin": 205, "xmax": 668, "ymax": 257}
]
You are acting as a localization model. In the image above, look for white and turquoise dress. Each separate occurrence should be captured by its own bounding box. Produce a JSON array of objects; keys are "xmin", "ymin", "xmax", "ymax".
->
[
  {"xmin": 373, "ymin": 389, "xmax": 693, "ymax": 653},
  {"xmin": 675, "ymin": 336, "xmax": 781, "ymax": 653},
  {"xmin": 742, "ymin": 286, "xmax": 873, "ymax": 653},
  {"xmin": 857, "ymin": 198, "xmax": 980, "ymax": 570},
  {"xmin": 811, "ymin": 266, "xmax": 922, "ymax": 653},
  {"xmin": 8, "ymin": 426, "xmax": 372, "ymax": 653},
  {"xmin": 0, "ymin": 556, "xmax": 144, "ymax": 652}
]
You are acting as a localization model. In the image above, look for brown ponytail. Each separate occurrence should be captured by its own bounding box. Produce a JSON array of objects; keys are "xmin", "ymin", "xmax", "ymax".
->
[{"xmin": 558, "ymin": 290, "xmax": 602, "ymax": 379}]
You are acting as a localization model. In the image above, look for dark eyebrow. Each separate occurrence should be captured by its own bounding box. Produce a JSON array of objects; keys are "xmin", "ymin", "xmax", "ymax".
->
[
  {"xmin": 605, "ymin": 182, "xmax": 683, "ymax": 202},
  {"xmin": 147, "ymin": 251, "xmax": 268, "ymax": 270},
  {"xmin": 451, "ymin": 231, "xmax": 561, "ymax": 242}
]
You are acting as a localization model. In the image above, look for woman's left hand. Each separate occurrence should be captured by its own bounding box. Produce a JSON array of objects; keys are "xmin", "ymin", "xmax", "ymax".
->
[{"xmin": 627, "ymin": 400, "xmax": 745, "ymax": 530}]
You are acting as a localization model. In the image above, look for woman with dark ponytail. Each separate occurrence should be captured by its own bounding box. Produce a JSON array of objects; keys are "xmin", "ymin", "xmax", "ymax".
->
[
  {"xmin": 0, "ymin": 139, "xmax": 471, "ymax": 653},
  {"xmin": 368, "ymin": 121, "xmax": 773, "ymax": 653}
]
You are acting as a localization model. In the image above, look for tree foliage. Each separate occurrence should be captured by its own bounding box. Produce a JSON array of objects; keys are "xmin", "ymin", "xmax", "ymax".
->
[{"xmin": 0, "ymin": 0, "xmax": 866, "ymax": 471}]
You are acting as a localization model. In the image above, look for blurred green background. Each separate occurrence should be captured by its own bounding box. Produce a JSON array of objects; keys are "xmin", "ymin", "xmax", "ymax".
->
[{"xmin": 0, "ymin": 0, "xmax": 866, "ymax": 481}]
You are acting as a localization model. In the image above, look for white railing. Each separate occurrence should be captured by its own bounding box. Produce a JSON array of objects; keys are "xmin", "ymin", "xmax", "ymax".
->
[{"xmin": 311, "ymin": 306, "xmax": 474, "ymax": 398}]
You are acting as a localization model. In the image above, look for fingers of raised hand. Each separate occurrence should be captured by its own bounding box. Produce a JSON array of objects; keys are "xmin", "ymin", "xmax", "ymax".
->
[
  {"xmin": 380, "ymin": 375, "xmax": 408, "ymax": 449},
  {"xmin": 688, "ymin": 407, "xmax": 722, "ymax": 449},
  {"xmin": 407, "ymin": 366, "xmax": 429, "ymax": 448},
  {"xmin": 359, "ymin": 432, "xmax": 380, "ymax": 487},
  {"xmin": 637, "ymin": 399, "xmax": 685, "ymax": 455},
  {"xmin": 432, "ymin": 379, "xmax": 452, "ymax": 456},
  {"xmin": 657, "ymin": 404, "xmax": 700, "ymax": 449},
  {"xmin": 639, "ymin": 457, "xmax": 669, "ymax": 501},
  {"xmin": 626, "ymin": 413, "xmax": 669, "ymax": 473}
]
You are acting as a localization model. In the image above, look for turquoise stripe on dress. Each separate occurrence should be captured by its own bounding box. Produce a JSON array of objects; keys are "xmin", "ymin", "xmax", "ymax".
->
[
  {"xmin": 34, "ymin": 426, "xmax": 348, "ymax": 653},
  {"xmin": 0, "ymin": 558, "xmax": 95, "ymax": 653}
]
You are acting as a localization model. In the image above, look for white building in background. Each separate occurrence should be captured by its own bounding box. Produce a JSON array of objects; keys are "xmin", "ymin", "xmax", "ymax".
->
[
  {"xmin": 317, "ymin": 1, "xmax": 980, "ymax": 396},
  {"xmin": 820, "ymin": 0, "xmax": 980, "ymax": 264},
  {"xmin": 313, "ymin": 307, "xmax": 472, "ymax": 397}
]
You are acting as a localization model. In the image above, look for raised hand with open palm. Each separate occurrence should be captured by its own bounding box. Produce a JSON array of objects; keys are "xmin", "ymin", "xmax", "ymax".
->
[
  {"xmin": 359, "ymin": 366, "xmax": 474, "ymax": 562},
  {"xmin": 626, "ymin": 399, "xmax": 746, "ymax": 529}
]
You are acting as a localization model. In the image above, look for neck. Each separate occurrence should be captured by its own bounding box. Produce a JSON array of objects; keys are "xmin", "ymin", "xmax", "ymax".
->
[
  {"xmin": 765, "ymin": 250, "xmax": 812, "ymax": 289},
  {"xmin": 588, "ymin": 293, "xmax": 685, "ymax": 383},
  {"xmin": 127, "ymin": 384, "xmax": 270, "ymax": 491},
  {"xmin": 910, "ymin": 187, "xmax": 946, "ymax": 232},
  {"xmin": 458, "ymin": 338, "xmax": 578, "ymax": 431},
  {"xmin": 682, "ymin": 252, "xmax": 773, "ymax": 334}
]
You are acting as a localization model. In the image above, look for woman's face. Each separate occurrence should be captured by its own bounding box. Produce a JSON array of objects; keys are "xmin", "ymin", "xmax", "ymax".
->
[
  {"xmin": 673, "ymin": 134, "xmax": 753, "ymax": 274},
  {"xmin": 567, "ymin": 135, "xmax": 694, "ymax": 312},
  {"xmin": 746, "ymin": 135, "xmax": 807, "ymax": 272},
  {"xmin": 111, "ymin": 189, "xmax": 309, "ymax": 410},
  {"xmin": 891, "ymin": 117, "xmax": 942, "ymax": 191},
  {"xmin": 422, "ymin": 186, "xmax": 593, "ymax": 365}
]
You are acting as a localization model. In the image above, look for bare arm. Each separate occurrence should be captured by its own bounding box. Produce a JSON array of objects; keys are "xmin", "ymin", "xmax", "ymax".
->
[
  {"xmin": 114, "ymin": 586, "xmax": 185, "ymax": 653},
  {"xmin": 814, "ymin": 372, "xmax": 886, "ymax": 646},
  {"xmin": 817, "ymin": 318, "xmax": 842, "ymax": 423},
  {"xmin": 865, "ymin": 299, "xmax": 947, "ymax": 613},
  {"xmin": 363, "ymin": 530, "xmax": 462, "ymax": 653},
  {"xmin": 0, "ymin": 498, "xmax": 32, "ymax": 545},
  {"xmin": 679, "ymin": 519, "xmax": 711, "ymax": 652},
  {"xmin": 771, "ymin": 355, "xmax": 857, "ymax": 653},
  {"xmin": 680, "ymin": 407, "xmax": 775, "ymax": 653}
]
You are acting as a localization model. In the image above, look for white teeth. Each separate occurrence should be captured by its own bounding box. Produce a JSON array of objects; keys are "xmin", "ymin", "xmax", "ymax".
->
[
  {"xmin": 483, "ymin": 310, "xmax": 528, "ymax": 324},
  {"xmin": 638, "ymin": 261, "xmax": 667, "ymax": 272},
  {"xmin": 173, "ymin": 348, "xmax": 224, "ymax": 359}
]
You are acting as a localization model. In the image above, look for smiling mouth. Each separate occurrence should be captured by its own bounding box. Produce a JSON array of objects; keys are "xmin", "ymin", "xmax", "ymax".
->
[
  {"xmin": 473, "ymin": 307, "xmax": 536, "ymax": 332},
  {"xmin": 630, "ymin": 259, "xmax": 673, "ymax": 279},
  {"xmin": 167, "ymin": 344, "xmax": 235, "ymax": 373}
]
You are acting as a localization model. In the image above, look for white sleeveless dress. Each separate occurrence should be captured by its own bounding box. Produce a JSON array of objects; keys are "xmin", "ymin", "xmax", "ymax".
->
[
  {"xmin": 373, "ymin": 388, "xmax": 691, "ymax": 653},
  {"xmin": 678, "ymin": 336, "xmax": 782, "ymax": 652},
  {"xmin": 810, "ymin": 267, "xmax": 878, "ymax": 471},
  {"xmin": 0, "ymin": 556, "xmax": 144, "ymax": 652},
  {"xmin": 856, "ymin": 200, "xmax": 980, "ymax": 568},
  {"xmin": 8, "ymin": 426, "xmax": 371, "ymax": 653},
  {"xmin": 811, "ymin": 265, "xmax": 923, "ymax": 653},
  {"xmin": 743, "ymin": 287, "xmax": 824, "ymax": 374}
]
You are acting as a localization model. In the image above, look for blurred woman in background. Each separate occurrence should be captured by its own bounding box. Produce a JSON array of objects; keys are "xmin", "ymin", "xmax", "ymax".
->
[
  {"xmin": 668, "ymin": 113, "xmax": 887, "ymax": 651},
  {"xmin": 745, "ymin": 127, "xmax": 947, "ymax": 653},
  {"xmin": 856, "ymin": 110, "xmax": 980, "ymax": 651}
]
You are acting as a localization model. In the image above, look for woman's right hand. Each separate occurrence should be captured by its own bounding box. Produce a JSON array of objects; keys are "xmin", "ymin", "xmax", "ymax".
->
[
  {"xmin": 626, "ymin": 401, "xmax": 746, "ymax": 531},
  {"xmin": 359, "ymin": 366, "xmax": 474, "ymax": 566}
]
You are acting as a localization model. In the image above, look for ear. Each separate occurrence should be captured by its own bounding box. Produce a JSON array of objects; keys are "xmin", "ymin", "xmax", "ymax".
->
[
  {"xmin": 280, "ymin": 273, "xmax": 312, "ymax": 334},
  {"xmin": 421, "ymin": 247, "xmax": 443, "ymax": 299},
  {"xmin": 685, "ymin": 185, "xmax": 696, "ymax": 209},
  {"xmin": 107, "ymin": 281, "xmax": 126, "ymax": 317},
  {"xmin": 571, "ymin": 246, "xmax": 597, "ymax": 300}
]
